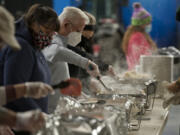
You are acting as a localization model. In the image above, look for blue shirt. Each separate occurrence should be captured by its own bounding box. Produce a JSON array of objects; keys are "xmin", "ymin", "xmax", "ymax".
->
[{"xmin": 0, "ymin": 18, "xmax": 51, "ymax": 113}]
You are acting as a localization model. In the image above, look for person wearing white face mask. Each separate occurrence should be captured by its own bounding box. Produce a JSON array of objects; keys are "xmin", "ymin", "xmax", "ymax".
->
[
  {"xmin": 67, "ymin": 31, "xmax": 82, "ymax": 46},
  {"xmin": 145, "ymin": 24, "xmax": 152, "ymax": 33},
  {"xmin": 42, "ymin": 7, "xmax": 100, "ymax": 113},
  {"xmin": 122, "ymin": 2, "xmax": 157, "ymax": 70}
]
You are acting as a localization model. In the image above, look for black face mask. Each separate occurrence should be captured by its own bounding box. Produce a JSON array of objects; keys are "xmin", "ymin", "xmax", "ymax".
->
[{"xmin": 84, "ymin": 25, "xmax": 95, "ymax": 31}]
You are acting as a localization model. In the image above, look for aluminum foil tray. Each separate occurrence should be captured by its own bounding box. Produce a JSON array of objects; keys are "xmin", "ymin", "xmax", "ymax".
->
[
  {"xmin": 97, "ymin": 75, "xmax": 157, "ymax": 111},
  {"xmin": 97, "ymin": 90, "xmax": 146, "ymax": 98},
  {"xmin": 78, "ymin": 96, "xmax": 142, "ymax": 131},
  {"xmin": 35, "ymin": 96, "xmax": 128, "ymax": 135}
]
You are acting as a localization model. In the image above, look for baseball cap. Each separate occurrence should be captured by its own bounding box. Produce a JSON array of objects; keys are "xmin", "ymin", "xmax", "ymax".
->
[{"xmin": 0, "ymin": 6, "xmax": 21, "ymax": 50}]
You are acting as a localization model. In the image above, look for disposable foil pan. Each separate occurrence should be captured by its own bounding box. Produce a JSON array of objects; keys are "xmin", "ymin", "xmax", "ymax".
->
[
  {"xmin": 35, "ymin": 96, "xmax": 128, "ymax": 135},
  {"xmin": 78, "ymin": 96, "xmax": 142, "ymax": 131}
]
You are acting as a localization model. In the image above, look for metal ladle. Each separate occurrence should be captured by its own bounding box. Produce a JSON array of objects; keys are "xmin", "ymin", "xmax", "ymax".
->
[{"xmin": 89, "ymin": 64, "xmax": 112, "ymax": 91}]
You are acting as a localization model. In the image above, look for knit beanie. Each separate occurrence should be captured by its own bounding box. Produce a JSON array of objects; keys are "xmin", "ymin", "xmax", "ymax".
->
[
  {"xmin": 131, "ymin": 2, "xmax": 152, "ymax": 26},
  {"xmin": 176, "ymin": 6, "xmax": 180, "ymax": 22}
]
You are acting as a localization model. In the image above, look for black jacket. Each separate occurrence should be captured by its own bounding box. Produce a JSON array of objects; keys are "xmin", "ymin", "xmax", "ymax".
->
[
  {"xmin": 76, "ymin": 36, "xmax": 94, "ymax": 54},
  {"xmin": 67, "ymin": 44, "xmax": 109, "ymax": 79}
]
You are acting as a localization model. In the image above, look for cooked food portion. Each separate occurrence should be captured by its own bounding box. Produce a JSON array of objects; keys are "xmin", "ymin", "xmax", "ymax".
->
[{"xmin": 121, "ymin": 70, "xmax": 152, "ymax": 80}]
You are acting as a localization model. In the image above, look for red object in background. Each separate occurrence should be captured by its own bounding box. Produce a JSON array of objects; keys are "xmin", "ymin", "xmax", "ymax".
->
[
  {"xmin": 99, "ymin": 18, "xmax": 117, "ymax": 24},
  {"xmin": 93, "ymin": 44, "xmax": 101, "ymax": 57},
  {"xmin": 60, "ymin": 78, "xmax": 82, "ymax": 97}
]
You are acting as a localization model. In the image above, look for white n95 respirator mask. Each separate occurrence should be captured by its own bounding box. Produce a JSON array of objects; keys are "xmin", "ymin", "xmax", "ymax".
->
[
  {"xmin": 145, "ymin": 24, "xmax": 152, "ymax": 33},
  {"xmin": 67, "ymin": 32, "xmax": 82, "ymax": 46}
]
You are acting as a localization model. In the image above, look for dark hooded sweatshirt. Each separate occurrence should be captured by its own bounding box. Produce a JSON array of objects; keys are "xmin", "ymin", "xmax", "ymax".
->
[{"xmin": 0, "ymin": 18, "xmax": 50, "ymax": 114}]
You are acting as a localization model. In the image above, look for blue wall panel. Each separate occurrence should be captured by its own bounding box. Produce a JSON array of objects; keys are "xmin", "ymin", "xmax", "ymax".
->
[
  {"xmin": 177, "ymin": 0, "xmax": 180, "ymax": 47},
  {"xmin": 122, "ymin": 0, "xmax": 177, "ymax": 48},
  {"xmin": 53, "ymin": 0, "xmax": 71, "ymax": 15}
]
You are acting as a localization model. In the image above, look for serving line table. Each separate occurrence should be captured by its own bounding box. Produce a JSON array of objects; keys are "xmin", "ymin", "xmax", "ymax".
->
[{"xmin": 128, "ymin": 98, "xmax": 169, "ymax": 135}]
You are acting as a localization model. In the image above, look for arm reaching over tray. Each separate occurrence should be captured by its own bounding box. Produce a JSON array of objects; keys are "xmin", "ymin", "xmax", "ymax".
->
[
  {"xmin": 167, "ymin": 78, "xmax": 180, "ymax": 94},
  {"xmin": 162, "ymin": 79, "xmax": 180, "ymax": 108}
]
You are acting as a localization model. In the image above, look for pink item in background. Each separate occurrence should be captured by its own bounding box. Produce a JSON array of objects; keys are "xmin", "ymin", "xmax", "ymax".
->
[
  {"xmin": 126, "ymin": 32, "xmax": 152, "ymax": 70},
  {"xmin": 93, "ymin": 44, "xmax": 101, "ymax": 57}
]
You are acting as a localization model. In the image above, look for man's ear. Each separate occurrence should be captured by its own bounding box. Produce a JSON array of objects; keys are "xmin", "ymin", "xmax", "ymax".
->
[
  {"xmin": 64, "ymin": 23, "xmax": 71, "ymax": 29},
  {"xmin": 63, "ymin": 18, "xmax": 71, "ymax": 28}
]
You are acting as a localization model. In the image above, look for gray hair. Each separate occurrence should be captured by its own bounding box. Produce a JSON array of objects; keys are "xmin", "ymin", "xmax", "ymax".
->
[
  {"xmin": 59, "ymin": 7, "xmax": 89, "ymax": 25},
  {"xmin": 84, "ymin": 11, "xmax": 96, "ymax": 25}
]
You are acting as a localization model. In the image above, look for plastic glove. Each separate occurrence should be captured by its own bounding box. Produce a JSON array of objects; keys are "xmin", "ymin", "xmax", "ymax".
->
[
  {"xmin": 14, "ymin": 110, "xmax": 45, "ymax": 133},
  {"xmin": 24, "ymin": 82, "xmax": 54, "ymax": 98},
  {"xmin": 107, "ymin": 65, "xmax": 116, "ymax": 76},
  {"xmin": 86, "ymin": 60, "xmax": 100, "ymax": 78},
  {"xmin": 89, "ymin": 78, "xmax": 101, "ymax": 93},
  {"xmin": 0, "ymin": 126, "xmax": 14, "ymax": 135}
]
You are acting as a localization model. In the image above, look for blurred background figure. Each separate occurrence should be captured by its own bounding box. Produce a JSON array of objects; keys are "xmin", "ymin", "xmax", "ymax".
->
[
  {"xmin": 122, "ymin": 2, "xmax": 157, "ymax": 70},
  {"xmin": 95, "ymin": 18, "xmax": 126, "ymax": 70}
]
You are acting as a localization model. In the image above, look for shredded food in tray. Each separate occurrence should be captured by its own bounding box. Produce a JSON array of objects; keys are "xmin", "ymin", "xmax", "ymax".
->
[{"xmin": 120, "ymin": 70, "xmax": 152, "ymax": 80}]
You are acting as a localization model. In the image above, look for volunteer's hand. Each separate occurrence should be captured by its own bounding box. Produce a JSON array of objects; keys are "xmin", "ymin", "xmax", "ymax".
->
[
  {"xmin": 24, "ymin": 82, "xmax": 54, "ymax": 98},
  {"xmin": 162, "ymin": 81, "xmax": 180, "ymax": 108},
  {"xmin": 167, "ymin": 81, "xmax": 180, "ymax": 94},
  {"xmin": 14, "ymin": 110, "xmax": 45, "ymax": 133},
  {"xmin": 0, "ymin": 126, "xmax": 14, "ymax": 135},
  {"xmin": 89, "ymin": 78, "xmax": 101, "ymax": 93},
  {"xmin": 163, "ymin": 93, "xmax": 180, "ymax": 108},
  {"xmin": 86, "ymin": 60, "xmax": 100, "ymax": 78},
  {"xmin": 107, "ymin": 65, "xmax": 116, "ymax": 76}
]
